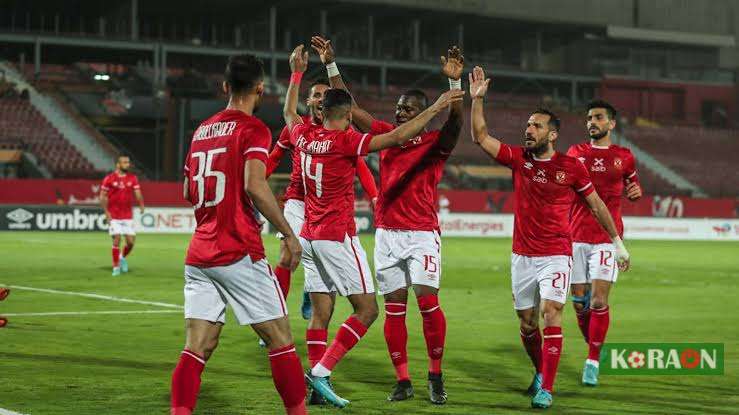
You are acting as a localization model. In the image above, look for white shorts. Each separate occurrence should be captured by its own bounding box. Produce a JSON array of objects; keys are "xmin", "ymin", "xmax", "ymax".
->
[
  {"xmin": 571, "ymin": 242, "xmax": 619, "ymax": 284},
  {"xmin": 108, "ymin": 219, "xmax": 135, "ymax": 236},
  {"xmin": 511, "ymin": 254, "xmax": 572, "ymax": 310},
  {"xmin": 183, "ymin": 255, "xmax": 286, "ymax": 325},
  {"xmin": 281, "ymin": 199, "xmax": 305, "ymax": 237},
  {"xmin": 301, "ymin": 234, "xmax": 374, "ymax": 297},
  {"xmin": 374, "ymin": 228, "xmax": 441, "ymax": 295}
]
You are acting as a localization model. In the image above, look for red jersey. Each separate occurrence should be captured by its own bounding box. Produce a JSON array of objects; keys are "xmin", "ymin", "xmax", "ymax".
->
[
  {"xmin": 567, "ymin": 142, "xmax": 638, "ymax": 244},
  {"xmin": 101, "ymin": 172, "xmax": 140, "ymax": 220},
  {"xmin": 276, "ymin": 115, "xmax": 316, "ymax": 201},
  {"xmin": 369, "ymin": 120, "xmax": 450, "ymax": 231},
  {"xmin": 496, "ymin": 143, "xmax": 594, "ymax": 256},
  {"xmin": 184, "ymin": 109, "xmax": 270, "ymax": 267},
  {"xmin": 290, "ymin": 123, "xmax": 373, "ymax": 241}
]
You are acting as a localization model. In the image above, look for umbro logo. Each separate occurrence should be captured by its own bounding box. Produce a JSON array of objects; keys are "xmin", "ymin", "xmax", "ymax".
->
[
  {"xmin": 524, "ymin": 162, "xmax": 533, "ymax": 169},
  {"xmin": 6, "ymin": 208, "xmax": 33, "ymax": 224},
  {"xmin": 548, "ymin": 346, "xmax": 559, "ymax": 354}
]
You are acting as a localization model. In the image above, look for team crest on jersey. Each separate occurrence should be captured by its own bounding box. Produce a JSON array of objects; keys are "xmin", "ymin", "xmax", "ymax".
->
[
  {"xmin": 555, "ymin": 171, "xmax": 566, "ymax": 183},
  {"xmin": 614, "ymin": 158, "xmax": 623, "ymax": 169}
]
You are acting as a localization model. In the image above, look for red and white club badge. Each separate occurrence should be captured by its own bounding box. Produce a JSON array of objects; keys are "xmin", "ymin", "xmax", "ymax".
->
[{"xmin": 555, "ymin": 171, "xmax": 566, "ymax": 183}]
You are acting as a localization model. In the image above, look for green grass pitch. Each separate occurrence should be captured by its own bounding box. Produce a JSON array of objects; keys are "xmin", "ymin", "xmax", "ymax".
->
[{"xmin": 0, "ymin": 232, "xmax": 737, "ymax": 414}]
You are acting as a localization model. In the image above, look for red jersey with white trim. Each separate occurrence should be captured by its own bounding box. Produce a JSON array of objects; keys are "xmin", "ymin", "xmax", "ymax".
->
[
  {"xmin": 495, "ymin": 143, "xmax": 594, "ymax": 256},
  {"xmin": 276, "ymin": 115, "xmax": 315, "ymax": 201},
  {"xmin": 291, "ymin": 123, "xmax": 373, "ymax": 241},
  {"xmin": 183, "ymin": 109, "xmax": 270, "ymax": 267},
  {"xmin": 567, "ymin": 142, "xmax": 638, "ymax": 244},
  {"xmin": 101, "ymin": 172, "xmax": 140, "ymax": 220},
  {"xmin": 369, "ymin": 120, "xmax": 449, "ymax": 231}
]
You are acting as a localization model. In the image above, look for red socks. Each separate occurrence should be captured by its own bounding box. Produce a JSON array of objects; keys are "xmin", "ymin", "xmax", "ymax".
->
[
  {"xmin": 588, "ymin": 306, "xmax": 610, "ymax": 361},
  {"xmin": 170, "ymin": 349, "xmax": 206, "ymax": 415},
  {"xmin": 575, "ymin": 309, "xmax": 591, "ymax": 343},
  {"xmin": 274, "ymin": 266, "xmax": 291, "ymax": 299},
  {"xmin": 520, "ymin": 329, "xmax": 542, "ymax": 373},
  {"xmin": 541, "ymin": 327, "xmax": 563, "ymax": 392},
  {"xmin": 306, "ymin": 328, "xmax": 328, "ymax": 368},
  {"xmin": 318, "ymin": 316, "xmax": 368, "ymax": 371},
  {"xmin": 268, "ymin": 344, "xmax": 307, "ymax": 414},
  {"xmin": 384, "ymin": 302, "xmax": 409, "ymax": 381},
  {"xmin": 122, "ymin": 244, "xmax": 133, "ymax": 258},
  {"xmin": 112, "ymin": 246, "xmax": 120, "ymax": 267},
  {"xmin": 418, "ymin": 295, "xmax": 446, "ymax": 374}
]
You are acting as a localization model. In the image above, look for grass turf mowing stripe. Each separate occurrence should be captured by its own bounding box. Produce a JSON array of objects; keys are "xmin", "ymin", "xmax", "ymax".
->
[{"xmin": 0, "ymin": 284, "xmax": 182, "ymax": 309}]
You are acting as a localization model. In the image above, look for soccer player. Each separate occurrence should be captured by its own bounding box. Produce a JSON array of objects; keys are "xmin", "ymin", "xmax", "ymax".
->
[
  {"xmin": 567, "ymin": 100, "xmax": 642, "ymax": 386},
  {"xmin": 469, "ymin": 66, "xmax": 631, "ymax": 409},
  {"xmin": 284, "ymin": 45, "xmax": 463, "ymax": 408},
  {"xmin": 311, "ymin": 35, "xmax": 464, "ymax": 404},
  {"xmin": 0, "ymin": 287, "xmax": 9, "ymax": 328},
  {"xmin": 100, "ymin": 155, "xmax": 144, "ymax": 276},
  {"xmin": 170, "ymin": 54, "xmax": 314, "ymax": 415},
  {"xmin": 266, "ymin": 78, "xmax": 378, "ymax": 321}
]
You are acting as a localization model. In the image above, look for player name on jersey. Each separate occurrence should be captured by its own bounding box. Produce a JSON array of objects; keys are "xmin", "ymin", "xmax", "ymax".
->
[{"xmin": 192, "ymin": 121, "xmax": 238, "ymax": 141}]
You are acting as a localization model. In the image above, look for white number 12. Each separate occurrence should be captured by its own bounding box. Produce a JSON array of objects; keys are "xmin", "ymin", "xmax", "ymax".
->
[{"xmin": 191, "ymin": 147, "xmax": 227, "ymax": 208}]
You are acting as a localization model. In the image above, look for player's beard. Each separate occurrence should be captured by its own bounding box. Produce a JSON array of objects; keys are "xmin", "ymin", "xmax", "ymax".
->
[
  {"xmin": 310, "ymin": 105, "xmax": 323, "ymax": 124},
  {"xmin": 588, "ymin": 127, "xmax": 608, "ymax": 140}
]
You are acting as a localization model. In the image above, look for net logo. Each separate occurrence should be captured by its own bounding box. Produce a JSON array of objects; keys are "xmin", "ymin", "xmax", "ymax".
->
[
  {"xmin": 6, "ymin": 208, "xmax": 33, "ymax": 229},
  {"xmin": 601, "ymin": 343, "xmax": 723, "ymax": 375}
]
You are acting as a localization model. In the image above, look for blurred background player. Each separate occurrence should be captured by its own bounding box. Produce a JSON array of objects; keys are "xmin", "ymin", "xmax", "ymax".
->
[
  {"xmin": 469, "ymin": 66, "xmax": 631, "ymax": 409},
  {"xmin": 0, "ymin": 287, "xmax": 9, "ymax": 327},
  {"xmin": 311, "ymin": 35, "xmax": 464, "ymax": 404},
  {"xmin": 284, "ymin": 44, "xmax": 464, "ymax": 408},
  {"xmin": 567, "ymin": 100, "xmax": 642, "ymax": 387},
  {"xmin": 99, "ymin": 155, "xmax": 145, "ymax": 276},
  {"xmin": 266, "ymin": 77, "xmax": 378, "ymax": 322},
  {"xmin": 170, "ymin": 54, "xmax": 312, "ymax": 415}
]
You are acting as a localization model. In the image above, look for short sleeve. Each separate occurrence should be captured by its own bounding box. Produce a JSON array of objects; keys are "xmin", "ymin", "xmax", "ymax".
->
[
  {"xmin": 572, "ymin": 159, "xmax": 595, "ymax": 196},
  {"xmin": 132, "ymin": 175, "xmax": 141, "ymax": 190},
  {"xmin": 369, "ymin": 119, "xmax": 395, "ymax": 135},
  {"xmin": 183, "ymin": 151, "xmax": 191, "ymax": 177},
  {"xmin": 100, "ymin": 175, "xmax": 110, "ymax": 192},
  {"xmin": 494, "ymin": 143, "xmax": 523, "ymax": 169},
  {"xmin": 623, "ymin": 150, "xmax": 638, "ymax": 184},
  {"xmin": 276, "ymin": 125, "xmax": 293, "ymax": 150},
  {"xmin": 241, "ymin": 122, "xmax": 271, "ymax": 164},
  {"xmin": 566, "ymin": 145, "xmax": 580, "ymax": 159},
  {"xmin": 340, "ymin": 129, "xmax": 373, "ymax": 157}
]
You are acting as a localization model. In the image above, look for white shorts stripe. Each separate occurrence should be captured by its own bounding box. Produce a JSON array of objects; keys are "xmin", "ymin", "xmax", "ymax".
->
[
  {"xmin": 268, "ymin": 347, "xmax": 297, "ymax": 358},
  {"xmin": 341, "ymin": 323, "xmax": 361, "ymax": 341},
  {"xmin": 182, "ymin": 350, "xmax": 206, "ymax": 365}
]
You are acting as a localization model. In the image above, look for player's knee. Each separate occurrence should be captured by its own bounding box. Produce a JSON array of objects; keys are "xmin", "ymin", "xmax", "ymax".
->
[
  {"xmin": 541, "ymin": 303, "xmax": 563, "ymax": 326},
  {"xmin": 519, "ymin": 319, "xmax": 538, "ymax": 334},
  {"xmin": 186, "ymin": 337, "xmax": 219, "ymax": 360},
  {"xmin": 357, "ymin": 303, "xmax": 379, "ymax": 326},
  {"xmin": 591, "ymin": 296, "xmax": 608, "ymax": 310}
]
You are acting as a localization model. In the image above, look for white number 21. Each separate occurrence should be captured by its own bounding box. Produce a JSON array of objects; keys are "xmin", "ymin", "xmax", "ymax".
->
[{"xmin": 191, "ymin": 147, "xmax": 226, "ymax": 208}]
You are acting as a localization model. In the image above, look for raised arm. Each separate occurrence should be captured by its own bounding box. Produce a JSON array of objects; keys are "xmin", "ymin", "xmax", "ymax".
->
[
  {"xmin": 244, "ymin": 159, "xmax": 302, "ymax": 271},
  {"xmin": 469, "ymin": 66, "xmax": 503, "ymax": 159},
  {"xmin": 311, "ymin": 35, "xmax": 376, "ymax": 132},
  {"xmin": 369, "ymin": 89, "xmax": 464, "ymax": 152},
  {"xmin": 356, "ymin": 157, "xmax": 378, "ymax": 201},
  {"xmin": 582, "ymin": 191, "xmax": 630, "ymax": 271},
  {"xmin": 283, "ymin": 45, "xmax": 309, "ymax": 131},
  {"xmin": 438, "ymin": 46, "xmax": 465, "ymax": 154}
]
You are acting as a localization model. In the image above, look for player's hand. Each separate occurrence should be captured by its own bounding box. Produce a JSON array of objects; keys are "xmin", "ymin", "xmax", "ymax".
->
[
  {"xmin": 310, "ymin": 35, "xmax": 335, "ymax": 65},
  {"xmin": 139, "ymin": 207, "xmax": 145, "ymax": 214},
  {"xmin": 613, "ymin": 237, "xmax": 630, "ymax": 272},
  {"xmin": 469, "ymin": 66, "xmax": 490, "ymax": 99},
  {"xmin": 430, "ymin": 89, "xmax": 465, "ymax": 113},
  {"xmin": 625, "ymin": 182, "xmax": 642, "ymax": 201},
  {"xmin": 289, "ymin": 45, "xmax": 309, "ymax": 73},
  {"xmin": 105, "ymin": 211, "xmax": 111, "ymax": 223},
  {"xmin": 441, "ymin": 45, "xmax": 464, "ymax": 80},
  {"xmin": 370, "ymin": 197, "xmax": 378, "ymax": 213},
  {"xmin": 284, "ymin": 235, "xmax": 302, "ymax": 272}
]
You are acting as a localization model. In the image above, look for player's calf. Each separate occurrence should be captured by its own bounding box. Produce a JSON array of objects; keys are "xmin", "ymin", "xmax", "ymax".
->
[
  {"xmin": 539, "ymin": 301, "xmax": 564, "ymax": 396},
  {"xmin": 571, "ymin": 284, "xmax": 591, "ymax": 343}
]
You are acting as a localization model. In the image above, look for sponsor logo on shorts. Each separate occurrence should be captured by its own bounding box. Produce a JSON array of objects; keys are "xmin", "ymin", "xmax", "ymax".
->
[{"xmin": 601, "ymin": 343, "xmax": 724, "ymax": 375}]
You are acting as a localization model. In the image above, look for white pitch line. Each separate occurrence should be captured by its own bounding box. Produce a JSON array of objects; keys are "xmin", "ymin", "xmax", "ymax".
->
[
  {"xmin": 0, "ymin": 408, "xmax": 30, "ymax": 415},
  {"xmin": 4, "ymin": 310, "xmax": 181, "ymax": 317},
  {"xmin": 0, "ymin": 284, "xmax": 183, "ymax": 309}
]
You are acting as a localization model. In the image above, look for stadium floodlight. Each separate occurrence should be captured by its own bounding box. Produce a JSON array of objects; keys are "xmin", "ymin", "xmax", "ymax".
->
[{"xmin": 94, "ymin": 74, "xmax": 110, "ymax": 81}]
